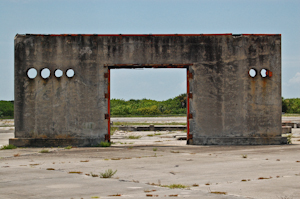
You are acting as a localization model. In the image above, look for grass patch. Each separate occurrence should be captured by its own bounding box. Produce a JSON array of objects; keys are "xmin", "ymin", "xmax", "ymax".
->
[
  {"xmin": 91, "ymin": 196, "xmax": 99, "ymax": 198},
  {"xmin": 171, "ymin": 150, "xmax": 180, "ymax": 153},
  {"xmin": 97, "ymin": 141, "xmax": 111, "ymax": 147},
  {"xmin": 161, "ymin": 184, "xmax": 187, "ymax": 189},
  {"xmin": 210, "ymin": 191, "xmax": 227, "ymax": 195},
  {"xmin": 100, "ymin": 169, "xmax": 117, "ymax": 178},
  {"xmin": 127, "ymin": 135, "xmax": 141, "ymax": 139},
  {"xmin": 80, "ymin": 160, "xmax": 89, "ymax": 162},
  {"xmin": 153, "ymin": 148, "xmax": 157, "ymax": 151},
  {"xmin": 64, "ymin": 146, "xmax": 72, "ymax": 149},
  {"xmin": 1, "ymin": 144, "xmax": 17, "ymax": 150},
  {"xmin": 39, "ymin": 149, "xmax": 49, "ymax": 153}
]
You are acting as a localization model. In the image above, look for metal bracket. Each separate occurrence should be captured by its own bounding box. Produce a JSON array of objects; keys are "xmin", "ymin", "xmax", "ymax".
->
[
  {"xmin": 104, "ymin": 73, "xmax": 109, "ymax": 78},
  {"xmin": 188, "ymin": 93, "xmax": 193, "ymax": 99},
  {"xmin": 105, "ymin": 93, "xmax": 109, "ymax": 98},
  {"xmin": 188, "ymin": 72, "xmax": 193, "ymax": 79},
  {"xmin": 188, "ymin": 113, "xmax": 193, "ymax": 119},
  {"xmin": 105, "ymin": 134, "xmax": 110, "ymax": 142},
  {"xmin": 105, "ymin": 114, "xmax": 109, "ymax": 119},
  {"xmin": 188, "ymin": 134, "xmax": 193, "ymax": 140}
]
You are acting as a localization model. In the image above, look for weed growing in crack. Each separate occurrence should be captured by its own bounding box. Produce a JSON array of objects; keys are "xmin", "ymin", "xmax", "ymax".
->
[
  {"xmin": 100, "ymin": 169, "xmax": 117, "ymax": 178},
  {"xmin": 161, "ymin": 184, "xmax": 187, "ymax": 189}
]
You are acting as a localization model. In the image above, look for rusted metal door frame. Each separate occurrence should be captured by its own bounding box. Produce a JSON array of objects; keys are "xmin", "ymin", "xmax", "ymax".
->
[{"xmin": 105, "ymin": 64, "xmax": 193, "ymax": 144}]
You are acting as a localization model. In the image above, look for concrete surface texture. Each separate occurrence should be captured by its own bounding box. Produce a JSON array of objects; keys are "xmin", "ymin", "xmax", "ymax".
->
[
  {"xmin": 13, "ymin": 34, "xmax": 282, "ymax": 146},
  {"xmin": 1, "ymin": 119, "xmax": 300, "ymax": 198},
  {"xmin": 1, "ymin": 136, "xmax": 300, "ymax": 198}
]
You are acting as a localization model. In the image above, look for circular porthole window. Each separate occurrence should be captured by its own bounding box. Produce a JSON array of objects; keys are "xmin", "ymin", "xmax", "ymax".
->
[
  {"xmin": 248, "ymin": 68, "xmax": 257, "ymax": 78},
  {"xmin": 260, "ymin": 69, "xmax": 267, "ymax": 78},
  {"xmin": 41, "ymin": 68, "xmax": 51, "ymax": 79},
  {"xmin": 55, "ymin": 69, "xmax": 63, "ymax": 78},
  {"xmin": 27, "ymin": 68, "xmax": 37, "ymax": 79},
  {"xmin": 66, "ymin": 69, "xmax": 75, "ymax": 78}
]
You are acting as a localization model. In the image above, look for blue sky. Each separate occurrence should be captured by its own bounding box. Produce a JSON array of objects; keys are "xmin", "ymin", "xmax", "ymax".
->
[{"xmin": 0, "ymin": 0, "xmax": 299, "ymax": 101}]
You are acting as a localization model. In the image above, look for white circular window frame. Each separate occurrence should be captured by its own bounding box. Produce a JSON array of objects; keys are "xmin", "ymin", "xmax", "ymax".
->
[
  {"xmin": 41, "ymin": 68, "xmax": 51, "ymax": 79},
  {"xmin": 27, "ymin": 68, "xmax": 38, "ymax": 79},
  {"xmin": 66, "ymin": 69, "xmax": 75, "ymax": 78}
]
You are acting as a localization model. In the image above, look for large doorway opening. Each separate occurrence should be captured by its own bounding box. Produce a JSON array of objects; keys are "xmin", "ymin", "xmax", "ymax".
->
[{"xmin": 106, "ymin": 64, "xmax": 192, "ymax": 145}]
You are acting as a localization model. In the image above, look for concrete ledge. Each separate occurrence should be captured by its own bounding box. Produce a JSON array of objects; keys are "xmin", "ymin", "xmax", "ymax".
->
[
  {"xmin": 191, "ymin": 137, "xmax": 287, "ymax": 145},
  {"xmin": 114, "ymin": 125, "xmax": 186, "ymax": 131},
  {"xmin": 282, "ymin": 122, "xmax": 300, "ymax": 128},
  {"xmin": 9, "ymin": 138, "xmax": 105, "ymax": 147},
  {"xmin": 282, "ymin": 126, "xmax": 292, "ymax": 134}
]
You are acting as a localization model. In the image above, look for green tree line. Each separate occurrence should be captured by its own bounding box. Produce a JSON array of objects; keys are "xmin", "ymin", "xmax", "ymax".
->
[
  {"xmin": 111, "ymin": 94, "xmax": 187, "ymax": 116},
  {"xmin": 282, "ymin": 98, "xmax": 300, "ymax": 114},
  {"xmin": 1, "ymin": 97, "xmax": 299, "ymax": 118},
  {"xmin": 0, "ymin": 101, "xmax": 14, "ymax": 118}
]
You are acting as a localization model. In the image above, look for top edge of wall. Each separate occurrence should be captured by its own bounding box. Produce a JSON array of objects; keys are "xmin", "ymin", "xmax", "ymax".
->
[{"xmin": 15, "ymin": 33, "xmax": 281, "ymax": 37}]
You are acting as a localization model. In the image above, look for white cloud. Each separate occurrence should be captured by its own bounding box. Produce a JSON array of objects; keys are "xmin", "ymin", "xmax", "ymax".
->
[{"xmin": 289, "ymin": 72, "xmax": 300, "ymax": 84}]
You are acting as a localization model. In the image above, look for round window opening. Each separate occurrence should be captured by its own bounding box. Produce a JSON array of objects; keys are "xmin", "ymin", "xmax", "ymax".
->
[
  {"xmin": 27, "ymin": 68, "xmax": 38, "ymax": 79},
  {"xmin": 41, "ymin": 68, "xmax": 51, "ymax": 79},
  {"xmin": 249, "ymin": 68, "xmax": 256, "ymax": 78},
  {"xmin": 261, "ymin": 69, "xmax": 267, "ymax": 78},
  {"xmin": 66, "ymin": 69, "xmax": 75, "ymax": 78},
  {"xmin": 55, "ymin": 69, "xmax": 63, "ymax": 78}
]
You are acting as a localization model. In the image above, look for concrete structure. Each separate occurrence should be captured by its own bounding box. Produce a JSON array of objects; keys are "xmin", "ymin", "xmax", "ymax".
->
[{"xmin": 10, "ymin": 33, "xmax": 285, "ymax": 146}]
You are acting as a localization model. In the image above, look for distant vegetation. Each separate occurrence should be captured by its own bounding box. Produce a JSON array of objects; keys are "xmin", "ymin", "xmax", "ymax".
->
[
  {"xmin": 0, "ymin": 101, "xmax": 14, "ymax": 119},
  {"xmin": 0, "ymin": 97, "xmax": 299, "ymax": 119},
  {"xmin": 282, "ymin": 98, "xmax": 300, "ymax": 114},
  {"xmin": 111, "ymin": 94, "xmax": 187, "ymax": 116}
]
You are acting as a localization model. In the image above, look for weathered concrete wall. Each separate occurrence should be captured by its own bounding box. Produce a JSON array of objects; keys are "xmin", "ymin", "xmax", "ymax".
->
[{"xmin": 11, "ymin": 34, "xmax": 284, "ymax": 146}]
